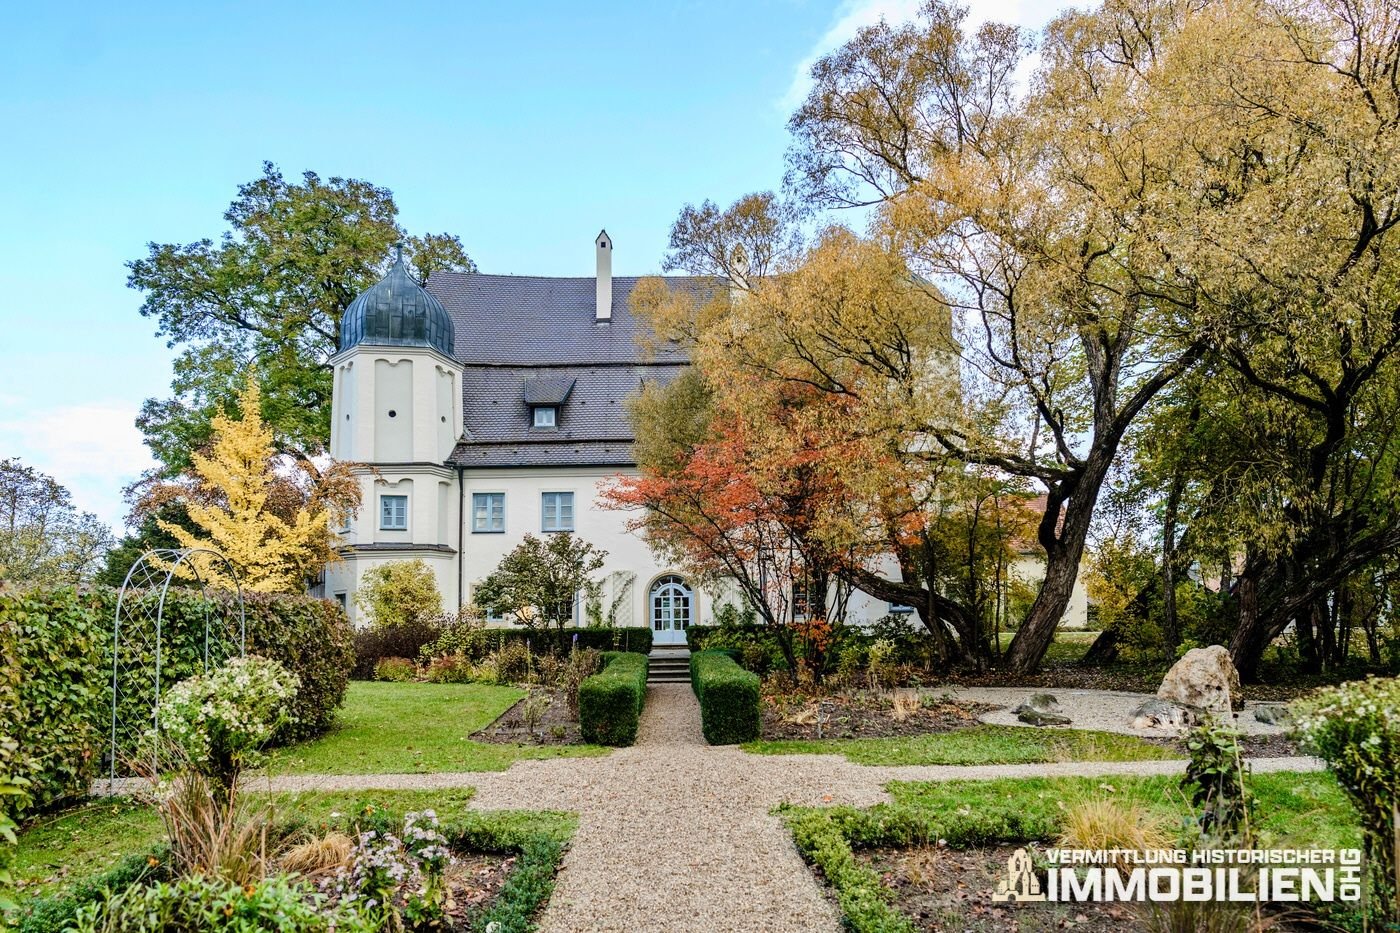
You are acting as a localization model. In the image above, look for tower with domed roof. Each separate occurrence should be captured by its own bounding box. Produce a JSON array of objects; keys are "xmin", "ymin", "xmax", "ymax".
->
[{"xmin": 326, "ymin": 245, "xmax": 464, "ymax": 613}]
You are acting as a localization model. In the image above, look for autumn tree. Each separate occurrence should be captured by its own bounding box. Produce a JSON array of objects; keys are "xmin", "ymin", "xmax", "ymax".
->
[
  {"xmin": 354, "ymin": 559, "xmax": 443, "ymax": 629},
  {"xmin": 129, "ymin": 162, "xmax": 475, "ymax": 472},
  {"xmin": 144, "ymin": 377, "xmax": 359, "ymax": 593},
  {"xmin": 0, "ymin": 459, "xmax": 112, "ymax": 585},
  {"xmin": 604, "ymin": 370, "xmax": 857, "ymax": 676},
  {"xmin": 621, "ymin": 219, "xmax": 1041, "ymax": 668},
  {"xmin": 474, "ymin": 533, "xmax": 607, "ymax": 633}
]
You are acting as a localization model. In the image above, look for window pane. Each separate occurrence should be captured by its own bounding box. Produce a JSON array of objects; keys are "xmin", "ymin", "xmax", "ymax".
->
[
  {"xmin": 542, "ymin": 492, "xmax": 573, "ymax": 531},
  {"xmin": 473, "ymin": 493, "xmax": 504, "ymax": 532},
  {"xmin": 380, "ymin": 495, "xmax": 407, "ymax": 530}
]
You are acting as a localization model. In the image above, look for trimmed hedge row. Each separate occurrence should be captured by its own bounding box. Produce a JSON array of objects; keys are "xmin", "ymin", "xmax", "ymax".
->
[
  {"xmin": 0, "ymin": 585, "xmax": 353, "ymax": 823},
  {"xmin": 578, "ymin": 651, "xmax": 648, "ymax": 746},
  {"xmin": 358, "ymin": 624, "xmax": 654, "ymax": 678},
  {"xmin": 781, "ymin": 801, "xmax": 1062, "ymax": 932},
  {"xmin": 689, "ymin": 649, "xmax": 761, "ymax": 745}
]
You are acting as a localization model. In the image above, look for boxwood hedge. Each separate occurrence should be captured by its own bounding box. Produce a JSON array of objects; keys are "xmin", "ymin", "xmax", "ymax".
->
[
  {"xmin": 689, "ymin": 649, "xmax": 761, "ymax": 745},
  {"xmin": 578, "ymin": 651, "xmax": 648, "ymax": 746}
]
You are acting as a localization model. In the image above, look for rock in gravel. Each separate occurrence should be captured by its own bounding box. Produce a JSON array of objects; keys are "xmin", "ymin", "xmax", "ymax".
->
[
  {"xmin": 1013, "ymin": 694, "xmax": 1069, "ymax": 725},
  {"xmin": 1129, "ymin": 697, "xmax": 1201, "ymax": 730},
  {"xmin": 1156, "ymin": 645, "xmax": 1243, "ymax": 714},
  {"xmin": 1017, "ymin": 707, "xmax": 1072, "ymax": 726},
  {"xmin": 1018, "ymin": 693, "xmax": 1062, "ymax": 713},
  {"xmin": 1253, "ymin": 704, "xmax": 1293, "ymax": 726}
]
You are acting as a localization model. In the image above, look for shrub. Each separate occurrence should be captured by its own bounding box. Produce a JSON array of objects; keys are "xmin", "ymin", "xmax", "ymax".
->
[
  {"xmin": 0, "ymin": 585, "xmax": 352, "ymax": 827},
  {"xmin": 0, "ymin": 587, "xmax": 104, "ymax": 823},
  {"xmin": 240, "ymin": 592, "xmax": 353, "ymax": 742},
  {"xmin": 494, "ymin": 641, "xmax": 534, "ymax": 683},
  {"xmin": 157, "ymin": 656, "xmax": 298, "ymax": 790},
  {"xmin": 373, "ymin": 657, "xmax": 416, "ymax": 682},
  {"xmin": 690, "ymin": 649, "xmax": 761, "ymax": 745},
  {"xmin": 1292, "ymin": 676, "xmax": 1400, "ymax": 918},
  {"xmin": 562, "ymin": 648, "xmax": 603, "ymax": 718},
  {"xmin": 1182, "ymin": 717, "xmax": 1254, "ymax": 848},
  {"xmin": 327, "ymin": 810, "xmax": 453, "ymax": 929},
  {"xmin": 353, "ymin": 559, "xmax": 443, "ymax": 630},
  {"xmin": 70, "ymin": 872, "xmax": 374, "ymax": 932},
  {"xmin": 422, "ymin": 653, "xmax": 474, "ymax": 684},
  {"xmin": 578, "ymin": 652, "xmax": 648, "ymax": 746},
  {"xmin": 353, "ymin": 616, "xmax": 444, "ymax": 679}
]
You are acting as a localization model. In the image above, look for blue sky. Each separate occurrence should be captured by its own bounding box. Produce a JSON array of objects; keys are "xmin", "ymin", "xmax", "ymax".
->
[{"xmin": 0, "ymin": 0, "xmax": 1068, "ymax": 531}]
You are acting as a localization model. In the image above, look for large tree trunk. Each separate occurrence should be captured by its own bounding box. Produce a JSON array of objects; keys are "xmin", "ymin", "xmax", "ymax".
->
[
  {"xmin": 1228, "ymin": 556, "xmax": 1267, "ymax": 681},
  {"xmin": 1004, "ymin": 452, "xmax": 1111, "ymax": 674}
]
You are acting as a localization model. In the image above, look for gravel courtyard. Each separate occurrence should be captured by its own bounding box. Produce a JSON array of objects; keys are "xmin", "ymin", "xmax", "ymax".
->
[{"xmin": 102, "ymin": 685, "xmax": 1321, "ymax": 932}]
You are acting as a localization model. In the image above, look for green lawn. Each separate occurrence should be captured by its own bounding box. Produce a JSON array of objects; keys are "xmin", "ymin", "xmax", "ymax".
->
[
  {"xmin": 5, "ymin": 788, "xmax": 478, "ymax": 907},
  {"xmin": 886, "ymin": 770, "xmax": 1360, "ymax": 850},
  {"xmin": 744, "ymin": 724, "xmax": 1177, "ymax": 766},
  {"xmin": 272, "ymin": 681, "xmax": 608, "ymax": 774}
]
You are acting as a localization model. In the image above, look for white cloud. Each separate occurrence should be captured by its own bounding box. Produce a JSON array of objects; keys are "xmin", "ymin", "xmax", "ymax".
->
[
  {"xmin": 0, "ymin": 403, "xmax": 153, "ymax": 533},
  {"xmin": 780, "ymin": 0, "xmax": 1073, "ymax": 114}
]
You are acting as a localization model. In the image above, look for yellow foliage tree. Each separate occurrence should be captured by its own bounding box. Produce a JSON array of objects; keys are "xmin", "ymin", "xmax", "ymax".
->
[{"xmin": 158, "ymin": 379, "xmax": 337, "ymax": 593}]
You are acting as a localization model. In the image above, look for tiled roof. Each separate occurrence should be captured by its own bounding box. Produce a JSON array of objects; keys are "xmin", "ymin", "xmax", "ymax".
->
[
  {"xmin": 426, "ymin": 272, "xmax": 710, "ymax": 366},
  {"xmin": 521, "ymin": 375, "xmax": 577, "ymax": 406},
  {"xmin": 425, "ymin": 272, "xmax": 709, "ymax": 468}
]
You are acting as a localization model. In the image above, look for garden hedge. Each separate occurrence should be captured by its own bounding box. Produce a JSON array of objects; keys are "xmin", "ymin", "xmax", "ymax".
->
[
  {"xmin": 372, "ymin": 624, "xmax": 654, "ymax": 677},
  {"xmin": 689, "ymin": 649, "xmax": 761, "ymax": 745},
  {"xmin": 0, "ymin": 585, "xmax": 353, "ymax": 823},
  {"xmin": 578, "ymin": 651, "xmax": 648, "ymax": 746}
]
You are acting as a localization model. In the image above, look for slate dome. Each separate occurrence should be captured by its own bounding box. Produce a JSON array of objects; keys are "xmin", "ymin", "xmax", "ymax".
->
[{"xmin": 339, "ymin": 245, "xmax": 455, "ymax": 357}]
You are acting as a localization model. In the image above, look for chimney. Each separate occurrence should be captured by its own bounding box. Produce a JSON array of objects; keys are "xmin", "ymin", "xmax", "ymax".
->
[{"xmin": 595, "ymin": 229, "xmax": 612, "ymax": 322}]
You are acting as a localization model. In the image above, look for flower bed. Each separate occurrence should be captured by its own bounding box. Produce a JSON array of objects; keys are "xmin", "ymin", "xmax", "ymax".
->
[{"xmin": 13, "ymin": 807, "xmax": 576, "ymax": 933}]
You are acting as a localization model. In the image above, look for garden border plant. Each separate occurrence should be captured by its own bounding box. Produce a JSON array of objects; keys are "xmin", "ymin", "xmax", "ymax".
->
[
  {"xmin": 13, "ymin": 808, "xmax": 577, "ymax": 933},
  {"xmin": 690, "ymin": 649, "xmax": 761, "ymax": 745},
  {"xmin": 578, "ymin": 651, "xmax": 648, "ymax": 746}
]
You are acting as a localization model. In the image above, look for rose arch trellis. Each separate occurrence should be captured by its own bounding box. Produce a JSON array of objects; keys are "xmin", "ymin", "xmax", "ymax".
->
[{"xmin": 108, "ymin": 547, "xmax": 246, "ymax": 790}]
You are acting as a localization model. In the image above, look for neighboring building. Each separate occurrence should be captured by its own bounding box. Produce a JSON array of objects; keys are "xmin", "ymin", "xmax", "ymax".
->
[{"xmin": 324, "ymin": 234, "xmax": 1087, "ymax": 641}]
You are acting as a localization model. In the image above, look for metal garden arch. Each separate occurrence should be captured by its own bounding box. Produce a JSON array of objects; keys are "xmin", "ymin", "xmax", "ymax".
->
[{"xmin": 108, "ymin": 547, "xmax": 246, "ymax": 789}]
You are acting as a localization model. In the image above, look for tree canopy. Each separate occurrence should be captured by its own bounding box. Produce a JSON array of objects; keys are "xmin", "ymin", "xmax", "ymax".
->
[
  {"xmin": 0, "ymin": 459, "xmax": 112, "ymax": 585},
  {"xmin": 129, "ymin": 162, "xmax": 474, "ymax": 472},
  {"xmin": 625, "ymin": 0, "xmax": 1400, "ymax": 678}
]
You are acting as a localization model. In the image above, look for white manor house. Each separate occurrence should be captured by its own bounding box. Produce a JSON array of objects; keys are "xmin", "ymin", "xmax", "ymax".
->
[{"xmin": 324, "ymin": 234, "xmax": 1089, "ymax": 643}]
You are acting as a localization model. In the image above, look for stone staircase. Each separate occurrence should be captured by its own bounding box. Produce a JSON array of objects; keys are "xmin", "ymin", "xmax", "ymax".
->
[{"xmin": 647, "ymin": 648, "xmax": 691, "ymax": 685}]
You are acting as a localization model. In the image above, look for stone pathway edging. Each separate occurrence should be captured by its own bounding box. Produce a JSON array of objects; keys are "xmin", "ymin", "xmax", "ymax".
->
[{"xmin": 90, "ymin": 686, "xmax": 1325, "ymax": 932}]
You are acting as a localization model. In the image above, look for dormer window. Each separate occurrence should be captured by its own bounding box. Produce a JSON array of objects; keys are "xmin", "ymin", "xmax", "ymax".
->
[{"xmin": 533, "ymin": 406, "xmax": 557, "ymax": 428}]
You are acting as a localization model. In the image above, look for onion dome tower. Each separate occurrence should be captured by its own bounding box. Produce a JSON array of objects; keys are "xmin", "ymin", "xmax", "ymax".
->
[
  {"xmin": 339, "ymin": 244, "xmax": 455, "ymax": 357},
  {"xmin": 330, "ymin": 244, "xmax": 462, "ymax": 464}
]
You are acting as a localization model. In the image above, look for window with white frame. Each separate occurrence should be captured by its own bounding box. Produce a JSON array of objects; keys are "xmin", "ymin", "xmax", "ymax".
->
[
  {"xmin": 532, "ymin": 406, "xmax": 557, "ymax": 428},
  {"xmin": 379, "ymin": 494, "xmax": 408, "ymax": 530},
  {"xmin": 541, "ymin": 491, "xmax": 574, "ymax": 532},
  {"xmin": 472, "ymin": 492, "xmax": 505, "ymax": 533}
]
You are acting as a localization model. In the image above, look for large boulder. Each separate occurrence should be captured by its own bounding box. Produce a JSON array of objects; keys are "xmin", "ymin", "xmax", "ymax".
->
[{"xmin": 1156, "ymin": 645, "xmax": 1243, "ymax": 714}]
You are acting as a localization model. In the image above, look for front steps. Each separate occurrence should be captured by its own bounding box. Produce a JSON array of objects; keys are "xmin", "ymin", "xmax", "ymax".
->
[{"xmin": 647, "ymin": 649, "xmax": 691, "ymax": 684}]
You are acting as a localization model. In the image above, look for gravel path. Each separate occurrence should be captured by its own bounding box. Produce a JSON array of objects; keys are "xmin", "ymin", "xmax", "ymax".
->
[{"xmin": 91, "ymin": 685, "xmax": 1324, "ymax": 931}]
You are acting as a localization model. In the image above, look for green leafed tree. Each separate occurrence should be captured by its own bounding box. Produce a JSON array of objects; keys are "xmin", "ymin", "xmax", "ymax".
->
[
  {"xmin": 475, "ymin": 533, "xmax": 607, "ymax": 633},
  {"xmin": 128, "ymin": 162, "xmax": 475, "ymax": 472},
  {"xmin": 354, "ymin": 559, "xmax": 444, "ymax": 629},
  {"xmin": 0, "ymin": 458, "xmax": 113, "ymax": 585}
]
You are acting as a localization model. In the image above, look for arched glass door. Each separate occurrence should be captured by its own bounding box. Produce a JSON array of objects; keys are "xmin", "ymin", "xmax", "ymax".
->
[{"xmin": 650, "ymin": 575, "xmax": 692, "ymax": 646}]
